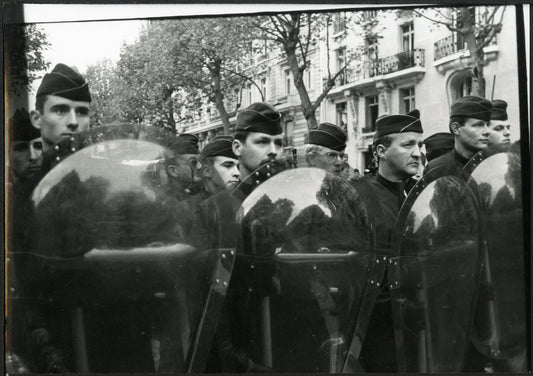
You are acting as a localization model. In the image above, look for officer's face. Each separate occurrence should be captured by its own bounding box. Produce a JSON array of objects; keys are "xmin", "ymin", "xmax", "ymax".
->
[
  {"xmin": 211, "ymin": 156, "xmax": 240, "ymax": 189},
  {"xmin": 31, "ymin": 95, "xmax": 90, "ymax": 150},
  {"xmin": 233, "ymin": 132, "xmax": 283, "ymax": 178},
  {"xmin": 10, "ymin": 137, "xmax": 43, "ymax": 179},
  {"xmin": 380, "ymin": 132, "xmax": 424, "ymax": 180},
  {"xmin": 487, "ymin": 120, "xmax": 511, "ymax": 146},
  {"xmin": 168, "ymin": 153, "xmax": 201, "ymax": 184},
  {"xmin": 310, "ymin": 146, "xmax": 346, "ymax": 175},
  {"xmin": 455, "ymin": 117, "xmax": 490, "ymax": 152}
]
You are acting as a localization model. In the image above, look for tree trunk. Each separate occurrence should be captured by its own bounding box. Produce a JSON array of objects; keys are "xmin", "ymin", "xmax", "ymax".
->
[
  {"xmin": 458, "ymin": 7, "xmax": 486, "ymax": 97},
  {"xmin": 284, "ymin": 42, "xmax": 319, "ymax": 130},
  {"xmin": 210, "ymin": 60, "xmax": 232, "ymax": 135}
]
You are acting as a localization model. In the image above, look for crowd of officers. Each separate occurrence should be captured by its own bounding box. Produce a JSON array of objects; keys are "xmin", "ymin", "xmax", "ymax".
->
[{"xmin": 7, "ymin": 63, "xmax": 519, "ymax": 373}]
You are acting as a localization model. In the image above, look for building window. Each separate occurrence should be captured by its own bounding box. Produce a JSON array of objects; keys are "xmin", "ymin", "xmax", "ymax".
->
[
  {"xmin": 400, "ymin": 87, "xmax": 415, "ymax": 113},
  {"xmin": 261, "ymin": 77, "xmax": 267, "ymax": 100},
  {"xmin": 285, "ymin": 69, "xmax": 292, "ymax": 95},
  {"xmin": 336, "ymin": 47, "xmax": 347, "ymax": 85},
  {"xmin": 364, "ymin": 9, "xmax": 378, "ymax": 20},
  {"xmin": 336, "ymin": 102, "xmax": 348, "ymax": 132},
  {"xmin": 365, "ymin": 95, "xmax": 379, "ymax": 132},
  {"xmin": 284, "ymin": 120, "xmax": 294, "ymax": 146},
  {"xmin": 333, "ymin": 12, "xmax": 346, "ymax": 34},
  {"xmin": 247, "ymin": 83, "xmax": 253, "ymax": 105},
  {"xmin": 450, "ymin": 70, "xmax": 473, "ymax": 101},
  {"xmin": 304, "ymin": 68, "xmax": 312, "ymax": 89},
  {"xmin": 401, "ymin": 22, "xmax": 414, "ymax": 52}
]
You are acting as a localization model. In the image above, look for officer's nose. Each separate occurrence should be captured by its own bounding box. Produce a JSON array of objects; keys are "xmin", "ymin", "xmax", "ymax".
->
[
  {"xmin": 481, "ymin": 124, "xmax": 490, "ymax": 136},
  {"xmin": 504, "ymin": 127, "xmax": 511, "ymax": 137},
  {"xmin": 67, "ymin": 109, "xmax": 79, "ymax": 131},
  {"xmin": 267, "ymin": 141, "xmax": 279, "ymax": 157},
  {"xmin": 231, "ymin": 165, "xmax": 240, "ymax": 178},
  {"xmin": 412, "ymin": 145, "xmax": 422, "ymax": 158}
]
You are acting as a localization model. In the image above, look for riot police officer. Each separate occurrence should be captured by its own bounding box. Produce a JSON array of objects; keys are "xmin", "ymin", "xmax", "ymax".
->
[
  {"xmin": 487, "ymin": 99, "xmax": 512, "ymax": 146},
  {"xmin": 304, "ymin": 122, "xmax": 347, "ymax": 176},
  {"xmin": 354, "ymin": 108, "xmax": 424, "ymax": 372},
  {"xmin": 425, "ymin": 96, "xmax": 492, "ymax": 175}
]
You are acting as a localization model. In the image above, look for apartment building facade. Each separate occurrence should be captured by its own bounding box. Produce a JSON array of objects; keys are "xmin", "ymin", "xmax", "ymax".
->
[{"xmin": 180, "ymin": 6, "xmax": 520, "ymax": 171}]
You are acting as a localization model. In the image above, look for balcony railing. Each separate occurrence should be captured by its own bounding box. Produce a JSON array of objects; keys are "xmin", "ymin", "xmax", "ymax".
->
[
  {"xmin": 369, "ymin": 49, "xmax": 425, "ymax": 77},
  {"xmin": 434, "ymin": 33, "xmax": 497, "ymax": 60}
]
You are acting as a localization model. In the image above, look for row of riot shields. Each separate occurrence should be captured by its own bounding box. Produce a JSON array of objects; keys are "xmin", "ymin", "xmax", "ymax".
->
[
  {"xmin": 389, "ymin": 143, "xmax": 528, "ymax": 372},
  {"xmin": 5, "ymin": 126, "xmax": 528, "ymax": 373}
]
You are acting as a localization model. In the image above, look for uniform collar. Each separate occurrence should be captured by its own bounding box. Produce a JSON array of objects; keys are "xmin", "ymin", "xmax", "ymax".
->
[{"xmin": 453, "ymin": 149, "xmax": 470, "ymax": 167}]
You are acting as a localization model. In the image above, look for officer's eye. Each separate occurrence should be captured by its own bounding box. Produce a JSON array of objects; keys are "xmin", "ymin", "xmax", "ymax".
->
[
  {"xmin": 274, "ymin": 140, "xmax": 283, "ymax": 147},
  {"xmin": 76, "ymin": 108, "xmax": 89, "ymax": 116},
  {"xmin": 52, "ymin": 105, "xmax": 70, "ymax": 115},
  {"xmin": 32, "ymin": 141, "xmax": 43, "ymax": 150}
]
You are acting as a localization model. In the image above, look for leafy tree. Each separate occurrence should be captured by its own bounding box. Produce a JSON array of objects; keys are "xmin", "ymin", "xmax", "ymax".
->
[
  {"xmin": 85, "ymin": 58, "xmax": 119, "ymax": 126},
  {"xmin": 4, "ymin": 23, "xmax": 51, "ymax": 95},
  {"xmin": 252, "ymin": 12, "xmax": 365, "ymax": 130},
  {"xmin": 399, "ymin": 6, "xmax": 506, "ymax": 97}
]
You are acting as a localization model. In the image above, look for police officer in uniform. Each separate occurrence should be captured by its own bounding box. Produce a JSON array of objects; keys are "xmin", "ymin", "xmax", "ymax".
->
[
  {"xmin": 231, "ymin": 102, "xmax": 284, "ymax": 198},
  {"xmin": 354, "ymin": 109, "xmax": 424, "ymax": 372},
  {"xmin": 165, "ymin": 133, "xmax": 203, "ymax": 200},
  {"xmin": 200, "ymin": 135, "xmax": 240, "ymax": 194},
  {"xmin": 423, "ymin": 132, "xmax": 454, "ymax": 163},
  {"xmin": 305, "ymin": 122, "xmax": 347, "ymax": 176},
  {"xmin": 425, "ymin": 96, "xmax": 492, "ymax": 175},
  {"xmin": 30, "ymin": 63, "xmax": 91, "ymax": 151},
  {"xmin": 487, "ymin": 99, "xmax": 512, "ymax": 146}
]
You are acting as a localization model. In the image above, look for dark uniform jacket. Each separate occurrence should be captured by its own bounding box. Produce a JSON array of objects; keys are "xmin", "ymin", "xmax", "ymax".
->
[
  {"xmin": 352, "ymin": 173, "xmax": 410, "ymax": 372},
  {"xmin": 353, "ymin": 173, "xmax": 408, "ymax": 253},
  {"xmin": 424, "ymin": 149, "xmax": 470, "ymax": 176}
]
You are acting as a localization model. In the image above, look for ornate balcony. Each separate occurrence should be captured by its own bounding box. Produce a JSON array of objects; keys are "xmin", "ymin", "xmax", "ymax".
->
[
  {"xmin": 433, "ymin": 33, "xmax": 498, "ymax": 74},
  {"xmin": 369, "ymin": 49, "xmax": 425, "ymax": 77}
]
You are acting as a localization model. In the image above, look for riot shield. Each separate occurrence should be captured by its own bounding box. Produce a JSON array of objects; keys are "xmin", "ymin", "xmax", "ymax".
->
[
  {"xmin": 389, "ymin": 167, "xmax": 483, "ymax": 372},
  {"xmin": 463, "ymin": 144, "xmax": 527, "ymax": 372},
  {"xmin": 7, "ymin": 139, "xmax": 234, "ymax": 373},
  {"xmin": 217, "ymin": 167, "xmax": 378, "ymax": 372}
]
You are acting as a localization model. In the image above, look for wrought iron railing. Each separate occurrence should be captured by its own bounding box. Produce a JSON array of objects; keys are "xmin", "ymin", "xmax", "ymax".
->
[
  {"xmin": 434, "ymin": 33, "xmax": 497, "ymax": 60},
  {"xmin": 369, "ymin": 49, "xmax": 425, "ymax": 77}
]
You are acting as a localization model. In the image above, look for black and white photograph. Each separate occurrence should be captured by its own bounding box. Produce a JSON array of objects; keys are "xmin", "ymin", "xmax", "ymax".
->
[{"xmin": 4, "ymin": 3, "xmax": 530, "ymax": 373}]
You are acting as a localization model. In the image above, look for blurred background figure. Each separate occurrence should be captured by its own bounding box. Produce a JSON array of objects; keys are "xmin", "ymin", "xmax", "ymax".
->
[
  {"xmin": 423, "ymin": 132, "xmax": 454, "ymax": 163},
  {"xmin": 199, "ymin": 135, "xmax": 240, "ymax": 195},
  {"xmin": 9, "ymin": 108, "xmax": 43, "ymax": 184}
]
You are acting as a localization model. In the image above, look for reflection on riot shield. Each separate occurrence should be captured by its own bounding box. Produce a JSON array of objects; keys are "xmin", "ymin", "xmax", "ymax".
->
[
  {"xmin": 10, "ymin": 140, "xmax": 234, "ymax": 373},
  {"xmin": 389, "ymin": 169, "xmax": 482, "ymax": 372},
  {"xmin": 464, "ymin": 145, "xmax": 527, "ymax": 372},
  {"xmin": 217, "ymin": 167, "xmax": 378, "ymax": 372}
]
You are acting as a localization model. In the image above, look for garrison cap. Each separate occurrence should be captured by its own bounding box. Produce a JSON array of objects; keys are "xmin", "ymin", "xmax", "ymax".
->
[
  {"xmin": 11, "ymin": 108, "xmax": 40, "ymax": 141},
  {"xmin": 424, "ymin": 132, "xmax": 454, "ymax": 161},
  {"xmin": 174, "ymin": 133, "xmax": 199, "ymax": 155},
  {"xmin": 450, "ymin": 95, "xmax": 492, "ymax": 122},
  {"xmin": 308, "ymin": 122, "xmax": 347, "ymax": 152},
  {"xmin": 490, "ymin": 99, "xmax": 508, "ymax": 121},
  {"xmin": 374, "ymin": 108, "xmax": 423, "ymax": 139},
  {"xmin": 37, "ymin": 63, "xmax": 91, "ymax": 102},
  {"xmin": 201, "ymin": 135, "xmax": 237, "ymax": 159},
  {"xmin": 236, "ymin": 102, "xmax": 282, "ymax": 135}
]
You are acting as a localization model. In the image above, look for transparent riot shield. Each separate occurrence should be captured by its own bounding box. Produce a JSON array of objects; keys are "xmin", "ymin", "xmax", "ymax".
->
[
  {"xmin": 7, "ymin": 139, "xmax": 234, "ymax": 373},
  {"xmin": 388, "ymin": 168, "xmax": 483, "ymax": 372},
  {"xmin": 463, "ymin": 144, "xmax": 527, "ymax": 372},
  {"xmin": 215, "ymin": 166, "xmax": 378, "ymax": 372}
]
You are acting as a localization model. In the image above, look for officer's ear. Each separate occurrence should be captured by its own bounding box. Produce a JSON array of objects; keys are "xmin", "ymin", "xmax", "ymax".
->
[
  {"xmin": 306, "ymin": 152, "xmax": 316, "ymax": 166},
  {"xmin": 232, "ymin": 139, "xmax": 243, "ymax": 157},
  {"xmin": 375, "ymin": 143, "xmax": 388, "ymax": 160},
  {"xmin": 167, "ymin": 164, "xmax": 179, "ymax": 178},
  {"xmin": 201, "ymin": 163, "xmax": 213, "ymax": 179},
  {"xmin": 450, "ymin": 122, "xmax": 461, "ymax": 136},
  {"xmin": 30, "ymin": 110, "xmax": 42, "ymax": 129}
]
